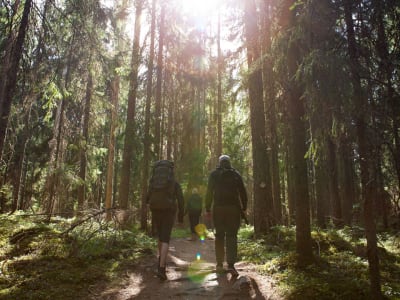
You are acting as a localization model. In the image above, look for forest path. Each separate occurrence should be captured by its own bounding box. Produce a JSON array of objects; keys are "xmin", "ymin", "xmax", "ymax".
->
[{"xmin": 95, "ymin": 237, "xmax": 282, "ymax": 300}]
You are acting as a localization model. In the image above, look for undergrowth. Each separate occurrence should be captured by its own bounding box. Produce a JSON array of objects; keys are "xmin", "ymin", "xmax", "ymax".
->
[
  {"xmin": 237, "ymin": 225, "xmax": 400, "ymax": 300},
  {"xmin": 2, "ymin": 212, "xmax": 399, "ymax": 300},
  {"xmin": 0, "ymin": 212, "xmax": 156, "ymax": 300}
]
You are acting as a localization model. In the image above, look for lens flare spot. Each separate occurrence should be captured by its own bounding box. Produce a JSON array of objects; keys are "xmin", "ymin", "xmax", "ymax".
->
[
  {"xmin": 195, "ymin": 223, "xmax": 207, "ymax": 238},
  {"xmin": 196, "ymin": 252, "xmax": 201, "ymax": 260},
  {"xmin": 187, "ymin": 260, "xmax": 210, "ymax": 283}
]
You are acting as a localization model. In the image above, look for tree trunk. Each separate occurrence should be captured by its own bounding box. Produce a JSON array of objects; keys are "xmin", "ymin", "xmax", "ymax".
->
[
  {"xmin": 77, "ymin": 70, "xmax": 92, "ymax": 212},
  {"xmin": 140, "ymin": 0, "xmax": 156, "ymax": 230},
  {"xmin": 244, "ymin": 0, "xmax": 274, "ymax": 235},
  {"xmin": 261, "ymin": 1, "xmax": 282, "ymax": 224},
  {"xmin": 118, "ymin": 0, "xmax": 143, "ymax": 210},
  {"xmin": 105, "ymin": 0, "xmax": 128, "ymax": 220},
  {"xmin": 284, "ymin": 0, "xmax": 313, "ymax": 265},
  {"xmin": 339, "ymin": 134, "xmax": 355, "ymax": 226},
  {"xmin": 154, "ymin": 3, "xmax": 165, "ymax": 160},
  {"xmin": 216, "ymin": 7, "xmax": 223, "ymax": 157},
  {"xmin": 327, "ymin": 136, "xmax": 342, "ymax": 226},
  {"xmin": 344, "ymin": 1, "xmax": 382, "ymax": 297},
  {"xmin": 0, "ymin": 0, "xmax": 32, "ymax": 159},
  {"xmin": 105, "ymin": 76, "xmax": 119, "ymax": 220},
  {"xmin": 372, "ymin": 0, "xmax": 400, "ymax": 197}
]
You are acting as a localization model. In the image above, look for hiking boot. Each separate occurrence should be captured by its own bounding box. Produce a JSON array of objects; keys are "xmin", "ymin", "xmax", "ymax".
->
[
  {"xmin": 157, "ymin": 266, "xmax": 167, "ymax": 281},
  {"xmin": 227, "ymin": 264, "xmax": 239, "ymax": 278},
  {"xmin": 216, "ymin": 264, "xmax": 224, "ymax": 274},
  {"xmin": 187, "ymin": 233, "xmax": 197, "ymax": 241}
]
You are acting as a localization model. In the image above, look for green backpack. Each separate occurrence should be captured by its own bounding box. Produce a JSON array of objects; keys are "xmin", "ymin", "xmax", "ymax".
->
[{"xmin": 148, "ymin": 160, "xmax": 176, "ymax": 209}]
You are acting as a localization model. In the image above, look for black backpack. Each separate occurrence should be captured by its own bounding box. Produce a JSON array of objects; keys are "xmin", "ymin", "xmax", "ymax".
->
[
  {"xmin": 148, "ymin": 160, "xmax": 176, "ymax": 209},
  {"xmin": 215, "ymin": 168, "xmax": 239, "ymax": 205}
]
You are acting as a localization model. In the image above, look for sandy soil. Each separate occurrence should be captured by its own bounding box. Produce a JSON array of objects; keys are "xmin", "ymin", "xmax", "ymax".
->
[{"xmin": 93, "ymin": 237, "xmax": 282, "ymax": 300}]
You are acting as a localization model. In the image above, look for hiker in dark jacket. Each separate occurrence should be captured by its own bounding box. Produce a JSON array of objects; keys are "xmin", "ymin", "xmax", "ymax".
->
[
  {"xmin": 146, "ymin": 161, "xmax": 184, "ymax": 281},
  {"xmin": 205, "ymin": 155, "xmax": 248, "ymax": 277},
  {"xmin": 185, "ymin": 187, "xmax": 202, "ymax": 241}
]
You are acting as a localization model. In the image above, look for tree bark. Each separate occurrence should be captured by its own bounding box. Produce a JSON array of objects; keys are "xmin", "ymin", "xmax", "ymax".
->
[
  {"xmin": 327, "ymin": 136, "xmax": 342, "ymax": 226},
  {"xmin": 284, "ymin": 0, "xmax": 313, "ymax": 265},
  {"xmin": 154, "ymin": 3, "xmax": 165, "ymax": 160},
  {"xmin": 118, "ymin": 0, "xmax": 143, "ymax": 210},
  {"xmin": 261, "ymin": 1, "xmax": 282, "ymax": 224},
  {"xmin": 0, "ymin": 0, "xmax": 32, "ymax": 159},
  {"xmin": 140, "ymin": 0, "xmax": 156, "ymax": 230},
  {"xmin": 77, "ymin": 70, "xmax": 93, "ymax": 212},
  {"xmin": 105, "ymin": 76, "xmax": 119, "ymax": 220},
  {"xmin": 244, "ymin": 0, "xmax": 274, "ymax": 235},
  {"xmin": 216, "ymin": 7, "xmax": 223, "ymax": 158},
  {"xmin": 344, "ymin": 1, "xmax": 382, "ymax": 297}
]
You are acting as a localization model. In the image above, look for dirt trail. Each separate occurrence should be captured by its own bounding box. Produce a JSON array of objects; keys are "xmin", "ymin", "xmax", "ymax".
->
[{"xmin": 95, "ymin": 237, "xmax": 282, "ymax": 299}]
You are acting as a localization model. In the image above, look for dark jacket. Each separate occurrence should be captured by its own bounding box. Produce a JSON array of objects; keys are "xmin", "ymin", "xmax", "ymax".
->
[
  {"xmin": 205, "ymin": 167, "xmax": 248, "ymax": 212},
  {"xmin": 186, "ymin": 193, "xmax": 202, "ymax": 214}
]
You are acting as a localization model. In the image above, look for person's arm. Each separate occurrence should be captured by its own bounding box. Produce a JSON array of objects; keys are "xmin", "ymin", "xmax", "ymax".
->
[
  {"xmin": 205, "ymin": 172, "xmax": 215, "ymax": 212},
  {"xmin": 175, "ymin": 182, "xmax": 184, "ymax": 223},
  {"xmin": 237, "ymin": 173, "xmax": 248, "ymax": 211},
  {"xmin": 146, "ymin": 187, "xmax": 151, "ymax": 205}
]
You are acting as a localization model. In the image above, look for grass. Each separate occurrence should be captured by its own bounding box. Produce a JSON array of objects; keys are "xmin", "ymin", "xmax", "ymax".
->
[
  {"xmin": 237, "ymin": 225, "xmax": 400, "ymax": 300},
  {"xmin": 0, "ymin": 212, "xmax": 156, "ymax": 300},
  {"xmin": 1, "ymin": 213, "xmax": 399, "ymax": 300}
]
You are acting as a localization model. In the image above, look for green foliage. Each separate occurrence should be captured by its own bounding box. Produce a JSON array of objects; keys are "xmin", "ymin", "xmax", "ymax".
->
[
  {"xmin": 0, "ymin": 213, "xmax": 156, "ymax": 300},
  {"xmin": 236, "ymin": 225, "xmax": 400, "ymax": 300}
]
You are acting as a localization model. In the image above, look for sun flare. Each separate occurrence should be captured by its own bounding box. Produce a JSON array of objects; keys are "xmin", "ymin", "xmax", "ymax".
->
[{"xmin": 178, "ymin": 0, "xmax": 221, "ymax": 18}]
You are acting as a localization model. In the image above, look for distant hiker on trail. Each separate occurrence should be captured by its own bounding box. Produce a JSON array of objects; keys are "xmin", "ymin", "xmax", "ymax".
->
[
  {"xmin": 185, "ymin": 187, "xmax": 203, "ymax": 241},
  {"xmin": 205, "ymin": 155, "xmax": 248, "ymax": 277},
  {"xmin": 146, "ymin": 160, "xmax": 184, "ymax": 281}
]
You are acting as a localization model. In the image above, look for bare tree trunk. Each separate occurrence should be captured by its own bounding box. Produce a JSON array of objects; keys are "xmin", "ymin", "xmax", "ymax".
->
[
  {"xmin": 284, "ymin": 0, "xmax": 313, "ymax": 266},
  {"xmin": 261, "ymin": 1, "xmax": 282, "ymax": 224},
  {"xmin": 216, "ymin": 7, "xmax": 222, "ymax": 157},
  {"xmin": 140, "ymin": 0, "xmax": 156, "ymax": 230},
  {"xmin": 105, "ymin": 76, "xmax": 119, "ymax": 220},
  {"xmin": 339, "ymin": 134, "xmax": 355, "ymax": 226},
  {"xmin": 372, "ymin": 0, "xmax": 400, "ymax": 197},
  {"xmin": 244, "ymin": 0, "xmax": 274, "ymax": 235},
  {"xmin": 77, "ymin": 70, "xmax": 93, "ymax": 212},
  {"xmin": 105, "ymin": 0, "xmax": 128, "ymax": 220},
  {"xmin": 327, "ymin": 136, "xmax": 342, "ymax": 226},
  {"xmin": 344, "ymin": 1, "xmax": 382, "ymax": 297},
  {"xmin": 0, "ymin": 0, "xmax": 32, "ymax": 159},
  {"xmin": 154, "ymin": 3, "xmax": 165, "ymax": 160},
  {"xmin": 118, "ymin": 0, "xmax": 143, "ymax": 210}
]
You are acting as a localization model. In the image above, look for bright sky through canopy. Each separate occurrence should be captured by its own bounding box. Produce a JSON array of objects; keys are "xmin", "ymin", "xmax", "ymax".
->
[
  {"xmin": 178, "ymin": 0, "xmax": 221, "ymax": 17},
  {"xmin": 177, "ymin": 0, "xmax": 222, "ymax": 30}
]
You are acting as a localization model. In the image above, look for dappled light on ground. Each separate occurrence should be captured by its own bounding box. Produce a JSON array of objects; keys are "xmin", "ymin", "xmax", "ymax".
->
[{"xmin": 95, "ymin": 237, "xmax": 281, "ymax": 299}]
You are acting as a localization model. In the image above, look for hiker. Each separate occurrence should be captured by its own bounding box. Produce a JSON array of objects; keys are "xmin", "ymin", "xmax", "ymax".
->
[
  {"xmin": 185, "ymin": 187, "xmax": 203, "ymax": 241},
  {"xmin": 205, "ymin": 155, "xmax": 248, "ymax": 277},
  {"xmin": 146, "ymin": 160, "xmax": 184, "ymax": 280}
]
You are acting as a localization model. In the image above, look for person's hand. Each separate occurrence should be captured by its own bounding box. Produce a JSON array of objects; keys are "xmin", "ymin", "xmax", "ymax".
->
[
  {"xmin": 178, "ymin": 212, "xmax": 184, "ymax": 224},
  {"xmin": 205, "ymin": 211, "xmax": 212, "ymax": 221}
]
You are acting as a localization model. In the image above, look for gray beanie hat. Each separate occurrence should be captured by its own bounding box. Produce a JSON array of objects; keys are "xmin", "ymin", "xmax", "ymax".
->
[{"xmin": 219, "ymin": 155, "xmax": 231, "ymax": 168}]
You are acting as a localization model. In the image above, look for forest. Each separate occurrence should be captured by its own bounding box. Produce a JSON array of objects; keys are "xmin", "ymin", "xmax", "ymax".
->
[{"xmin": 0, "ymin": 0, "xmax": 399, "ymax": 299}]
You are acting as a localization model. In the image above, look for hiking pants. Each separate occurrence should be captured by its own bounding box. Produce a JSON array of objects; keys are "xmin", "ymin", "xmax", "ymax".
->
[
  {"xmin": 213, "ymin": 205, "xmax": 241, "ymax": 266},
  {"xmin": 188, "ymin": 211, "xmax": 201, "ymax": 234},
  {"xmin": 152, "ymin": 209, "xmax": 176, "ymax": 243}
]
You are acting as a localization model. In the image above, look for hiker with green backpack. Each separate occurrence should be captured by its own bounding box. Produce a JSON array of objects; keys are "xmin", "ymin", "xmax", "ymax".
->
[
  {"xmin": 205, "ymin": 155, "xmax": 248, "ymax": 277},
  {"xmin": 185, "ymin": 187, "xmax": 203, "ymax": 241},
  {"xmin": 146, "ymin": 160, "xmax": 184, "ymax": 280}
]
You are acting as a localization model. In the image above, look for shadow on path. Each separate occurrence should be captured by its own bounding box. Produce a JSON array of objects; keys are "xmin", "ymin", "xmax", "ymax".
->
[{"xmin": 94, "ymin": 238, "xmax": 280, "ymax": 300}]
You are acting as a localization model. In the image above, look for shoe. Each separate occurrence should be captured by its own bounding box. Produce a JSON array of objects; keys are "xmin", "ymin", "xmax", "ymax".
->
[
  {"xmin": 187, "ymin": 234, "xmax": 196, "ymax": 241},
  {"xmin": 157, "ymin": 266, "xmax": 167, "ymax": 281},
  {"xmin": 216, "ymin": 264, "xmax": 224, "ymax": 274},
  {"xmin": 227, "ymin": 264, "xmax": 239, "ymax": 278}
]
